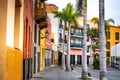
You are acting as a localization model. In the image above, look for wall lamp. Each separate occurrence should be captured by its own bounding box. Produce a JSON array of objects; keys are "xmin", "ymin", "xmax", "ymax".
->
[{"xmin": 41, "ymin": 30, "xmax": 49, "ymax": 39}]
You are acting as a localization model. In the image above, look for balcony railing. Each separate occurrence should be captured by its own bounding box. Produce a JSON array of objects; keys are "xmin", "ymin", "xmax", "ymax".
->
[
  {"xmin": 70, "ymin": 43, "xmax": 83, "ymax": 49},
  {"xmin": 71, "ymin": 32, "xmax": 83, "ymax": 38}
]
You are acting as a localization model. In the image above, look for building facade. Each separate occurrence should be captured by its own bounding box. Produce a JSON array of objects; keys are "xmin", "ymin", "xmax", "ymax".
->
[
  {"xmin": 45, "ymin": 19, "xmax": 52, "ymax": 68},
  {"xmin": 57, "ymin": 18, "xmax": 99, "ymax": 66},
  {"xmin": 32, "ymin": 0, "xmax": 47, "ymax": 75},
  {"xmin": 106, "ymin": 26, "xmax": 120, "ymax": 66},
  {"xmin": 0, "ymin": 0, "xmax": 24, "ymax": 80},
  {"xmin": 46, "ymin": 4, "xmax": 59, "ymax": 66}
]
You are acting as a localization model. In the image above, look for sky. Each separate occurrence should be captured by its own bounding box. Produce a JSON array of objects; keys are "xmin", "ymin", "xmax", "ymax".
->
[{"xmin": 46, "ymin": 0, "xmax": 120, "ymax": 26}]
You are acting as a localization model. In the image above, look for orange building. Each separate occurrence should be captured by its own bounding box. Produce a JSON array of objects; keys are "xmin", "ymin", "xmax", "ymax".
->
[
  {"xmin": 106, "ymin": 26, "xmax": 120, "ymax": 63},
  {"xmin": 0, "ymin": 0, "xmax": 24, "ymax": 80}
]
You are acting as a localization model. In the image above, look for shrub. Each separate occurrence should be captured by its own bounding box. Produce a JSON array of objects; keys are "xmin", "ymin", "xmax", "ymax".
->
[{"xmin": 93, "ymin": 57, "xmax": 99, "ymax": 69}]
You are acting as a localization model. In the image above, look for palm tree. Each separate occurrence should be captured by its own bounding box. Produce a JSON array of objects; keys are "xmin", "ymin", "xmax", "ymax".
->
[
  {"xmin": 76, "ymin": 0, "xmax": 88, "ymax": 79},
  {"xmin": 99, "ymin": 0, "xmax": 107, "ymax": 79},
  {"xmin": 64, "ymin": 3, "xmax": 81, "ymax": 71},
  {"xmin": 87, "ymin": 28, "xmax": 99, "ymax": 67},
  {"xmin": 53, "ymin": 10, "xmax": 68, "ymax": 70},
  {"xmin": 91, "ymin": 17, "xmax": 114, "ymax": 40},
  {"xmin": 91, "ymin": 17, "xmax": 114, "ymax": 80},
  {"xmin": 53, "ymin": 3, "xmax": 80, "ymax": 71}
]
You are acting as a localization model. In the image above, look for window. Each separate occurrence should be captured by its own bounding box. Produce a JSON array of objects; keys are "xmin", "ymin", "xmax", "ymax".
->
[
  {"xmin": 87, "ymin": 24, "xmax": 90, "ymax": 29},
  {"xmin": 59, "ymin": 33, "xmax": 62, "ymax": 42},
  {"xmin": 59, "ymin": 19, "xmax": 63, "ymax": 28},
  {"xmin": 76, "ymin": 29, "xmax": 79, "ymax": 35},
  {"xmin": 115, "ymin": 42, "xmax": 119, "ymax": 44},
  {"xmin": 87, "ymin": 46, "xmax": 89, "ymax": 52},
  {"xmin": 106, "ymin": 52, "xmax": 110, "ymax": 57},
  {"xmin": 71, "ymin": 27, "xmax": 74, "ymax": 34},
  {"xmin": 34, "ymin": 24, "xmax": 37, "ymax": 43},
  {"xmin": 107, "ymin": 32, "xmax": 110, "ymax": 39},
  {"xmin": 79, "ymin": 28, "xmax": 83, "ymax": 35},
  {"xmin": 106, "ymin": 42, "xmax": 110, "ymax": 49},
  {"xmin": 38, "ymin": 29, "xmax": 40, "ymax": 45},
  {"xmin": 78, "ymin": 39, "xmax": 82, "ymax": 45},
  {"xmin": 64, "ymin": 35, "xmax": 67, "ymax": 43},
  {"xmin": 70, "ymin": 38, "xmax": 74, "ymax": 44},
  {"xmin": 115, "ymin": 32, "xmax": 119, "ymax": 40}
]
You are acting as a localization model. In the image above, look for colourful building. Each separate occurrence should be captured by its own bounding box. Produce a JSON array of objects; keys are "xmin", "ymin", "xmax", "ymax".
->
[
  {"xmin": 33, "ymin": 0, "xmax": 47, "ymax": 73},
  {"xmin": 45, "ymin": 19, "xmax": 52, "ymax": 68},
  {"xmin": 46, "ymin": 3, "xmax": 59, "ymax": 66},
  {"xmin": 106, "ymin": 26, "xmax": 120, "ymax": 64},
  {"xmin": 57, "ymin": 17, "xmax": 99, "ymax": 66},
  {"xmin": 0, "ymin": 0, "xmax": 24, "ymax": 80}
]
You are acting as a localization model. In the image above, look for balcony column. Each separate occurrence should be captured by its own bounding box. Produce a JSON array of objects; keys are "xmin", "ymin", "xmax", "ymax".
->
[{"xmin": 75, "ymin": 55, "xmax": 77, "ymax": 65}]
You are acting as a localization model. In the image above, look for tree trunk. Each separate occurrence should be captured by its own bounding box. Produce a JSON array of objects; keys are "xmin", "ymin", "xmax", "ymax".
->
[
  {"xmin": 99, "ymin": 0, "xmax": 107, "ymax": 80},
  {"xmin": 82, "ymin": 7, "xmax": 88, "ymax": 79},
  {"xmin": 61, "ymin": 21, "xmax": 66, "ymax": 70},
  {"xmin": 89, "ymin": 40, "xmax": 93, "ymax": 67},
  {"xmin": 66, "ymin": 23, "xmax": 71, "ymax": 71}
]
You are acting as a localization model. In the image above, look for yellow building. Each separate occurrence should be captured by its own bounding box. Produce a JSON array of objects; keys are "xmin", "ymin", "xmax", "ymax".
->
[
  {"xmin": 0, "ymin": 0, "xmax": 24, "ymax": 80},
  {"xmin": 40, "ymin": 29, "xmax": 46, "ymax": 71},
  {"xmin": 106, "ymin": 26, "xmax": 120, "ymax": 59}
]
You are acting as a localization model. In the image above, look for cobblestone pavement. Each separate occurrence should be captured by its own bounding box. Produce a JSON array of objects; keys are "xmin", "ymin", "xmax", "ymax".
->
[
  {"xmin": 31, "ymin": 66, "xmax": 98, "ymax": 80},
  {"xmin": 74, "ymin": 66, "xmax": 120, "ymax": 80},
  {"xmin": 31, "ymin": 66, "xmax": 120, "ymax": 80}
]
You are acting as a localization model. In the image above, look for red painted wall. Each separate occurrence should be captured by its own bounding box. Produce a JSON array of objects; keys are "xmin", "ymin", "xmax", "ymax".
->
[
  {"xmin": 23, "ymin": 0, "xmax": 33, "ymax": 59},
  {"xmin": 46, "ymin": 20, "xmax": 52, "ymax": 49}
]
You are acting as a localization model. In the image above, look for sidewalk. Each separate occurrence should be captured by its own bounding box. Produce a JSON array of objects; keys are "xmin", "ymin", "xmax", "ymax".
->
[{"xmin": 31, "ymin": 66, "xmax": 99, "ymax": 80}]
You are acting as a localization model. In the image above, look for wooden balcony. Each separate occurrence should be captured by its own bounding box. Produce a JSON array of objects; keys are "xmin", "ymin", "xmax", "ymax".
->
[
  {"xmin": 39, "ymin": 21, "xmax": 47, "ymax": 29},
  {"xmin": 35, "ymin": 8, "xmax": 46, "ymax": 22},
  {"xmin": 40, "ymin": 0, "xmax": 47, "ymax": 2}
]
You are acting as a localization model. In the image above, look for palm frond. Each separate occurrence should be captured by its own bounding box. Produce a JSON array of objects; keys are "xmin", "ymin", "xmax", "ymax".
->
[
  {"xmin": 91, "ymin": 17, "xmax": 99, "ymax": 25},
  {"xmin": 75, "ymin": 0, "xmax": 83, "ymax": 13},
  {"xmin": 106, "ymin": 18, "xmax": 114, "ymax": 24}
]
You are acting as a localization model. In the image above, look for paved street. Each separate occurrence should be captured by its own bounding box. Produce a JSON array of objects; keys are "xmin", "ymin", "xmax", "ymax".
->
[{"xmin": 31, "ymin": 66, "xmax": 120, "ymax": 80}]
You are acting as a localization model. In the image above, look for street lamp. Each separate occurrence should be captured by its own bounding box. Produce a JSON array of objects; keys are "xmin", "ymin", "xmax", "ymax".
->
[{"xmin": 41, "ymin": 30, "xmax": 49, "ymax": 39}]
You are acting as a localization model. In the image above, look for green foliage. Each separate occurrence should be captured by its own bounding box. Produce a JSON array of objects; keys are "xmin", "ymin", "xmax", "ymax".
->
[
  {"xmin": 91, "ymin": 17, "xmax": 114, "ymax": 38},
  {"xmin": 75, "ymin": 0, "xmax": 83, "ymax": 13},
  {"xmin": 53, "ymin": 3, "xmax": 82, "ymax": 28},
  {"xmin": 87, "ymin": 27, "xmax": 99, "ymax": 40},
  {"xmin": 93, "ymin": 57, "xmax": 99, "ymax": 69},
  {"xmin": 116, "ymin": 57, "xmax": 120, "ymax": 61},
  {"xmin": 106, "ymin": 58, "xmax": 110, "ymax": 65}
]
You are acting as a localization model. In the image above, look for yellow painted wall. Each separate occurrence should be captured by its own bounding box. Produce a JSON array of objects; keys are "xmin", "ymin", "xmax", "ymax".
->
[
  {"xmin": 6, "ymin": 47, "xmax": 23, "ymax": 80},
  {"xmin": 40, "ymin": 29, "xmax": 46, "ymax": 71},
  {"xmin": 110, "ymin": 26, "xmax": 120, "ymax": 49},
  {"xmin": 0, "ymin": 0, "xmax": 8, "ymax": 80},
  {"xmin": 0, "ymin": 0, "xmax": 24, "ymax": 80}
]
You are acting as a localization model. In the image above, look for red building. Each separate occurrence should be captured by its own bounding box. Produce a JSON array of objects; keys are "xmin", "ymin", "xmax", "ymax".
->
[{"xmin": 23, "ymin": 0, "xmax": 33, "ymax": 80}]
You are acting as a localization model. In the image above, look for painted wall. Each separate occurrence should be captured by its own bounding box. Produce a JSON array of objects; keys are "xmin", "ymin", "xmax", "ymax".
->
[
  {"xmin": 110, "ymin": 26, "xmax": 120, "ymax": 57},
  {"xmin": 40, "ymin": 29, "xmax": 46, "ymax": 71},
  {"xmin": 0, "ymin": 0, "xmax": 24, "ymax": 80},
  {"xmin": 0, "ymin": 0, "xmax": 7, "ymax": 79},
  {"xmin": 110, "ymin": 26, "xmax": 120, "ymax": 49},
  {"xmin": 24, "ymin": 0, "xmax": 33, "ymax": 58},
  {"xmin": 6, "ymin": 47, "xmax": 23, "ymax": 80},
  {"xmin": 46, "ymin": 20, "xmax": 52, "ymax": 49}
]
